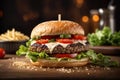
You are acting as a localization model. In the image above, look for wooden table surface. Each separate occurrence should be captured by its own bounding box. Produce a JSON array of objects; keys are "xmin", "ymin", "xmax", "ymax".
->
[{"xmin": 0, "ymin": 54, "xmax": 120, "ymax": 80}]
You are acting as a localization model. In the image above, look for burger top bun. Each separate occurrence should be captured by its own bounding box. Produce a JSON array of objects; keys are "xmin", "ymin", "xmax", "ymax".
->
[{"xmin": 31, "ymin": 20, "xmax": 84, "ymax": 38}]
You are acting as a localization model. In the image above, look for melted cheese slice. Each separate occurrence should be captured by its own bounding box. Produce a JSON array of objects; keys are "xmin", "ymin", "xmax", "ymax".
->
[
  {"xmin": 31, "ymin": 40, "xmax": 87, "ymax": 53},
  {"xmin": 31, "ymin": 40, "xmax": 36, "ymax": 45},
  {"xmin": 74, "ymin": 40, "xmax": 87, "ymax": 45},
  {"xmin": 45, "ymin": 42, "xmax": 69, "ymax": 52}
]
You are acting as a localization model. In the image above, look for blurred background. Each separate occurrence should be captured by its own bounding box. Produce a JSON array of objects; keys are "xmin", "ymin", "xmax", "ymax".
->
[{"xmin": 0, "ymin": 0, "xmax": 120, "ymax": 36}]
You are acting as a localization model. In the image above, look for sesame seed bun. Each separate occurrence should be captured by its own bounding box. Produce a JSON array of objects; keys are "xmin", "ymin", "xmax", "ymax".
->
[{"xmin": 31, "ymin": 20, "xmax": 84, "ymax": 38}]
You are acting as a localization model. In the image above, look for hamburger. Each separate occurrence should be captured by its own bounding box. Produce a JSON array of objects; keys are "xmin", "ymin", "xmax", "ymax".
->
[{"xmin": 17, "ymin": 20, "xmax": 89, "ymax": 67}]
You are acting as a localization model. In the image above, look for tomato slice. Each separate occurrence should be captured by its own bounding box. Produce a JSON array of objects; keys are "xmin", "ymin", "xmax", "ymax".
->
[
  {"xmin": 56, "ymin": 39, "xmax": 73, "ymax": 43},
  {"xmin": 74, "ymin": 35, "xmax": 86, "ymax": 40},
  {"xmin": 54, "ymin": 53, "xmax": 77, "ymax": 58},
  {"xmin": 36, "ymin": 39, "xmax": 49, "ymax": 44},
  {"xmin": 0, "ymin": 48, "xmax": 5, "ymax": 59}
]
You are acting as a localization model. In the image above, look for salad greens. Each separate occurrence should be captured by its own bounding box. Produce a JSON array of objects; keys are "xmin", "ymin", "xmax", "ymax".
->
[
  {"xmin": 16, "ymin": 39, "xmax": 119, "ymax": 67},
  {"xmin": 76, "ymin": 50, "xmax": 119, "ymax": 67},
  {"xmin": 88, "ymin": 27, "xmax": 120, "ymax": 46}
]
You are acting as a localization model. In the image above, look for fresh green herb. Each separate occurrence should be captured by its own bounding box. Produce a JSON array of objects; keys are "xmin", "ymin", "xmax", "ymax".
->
[
  {"xmin": 76, "ymin": 50, "xmax": 119, "ymax": 67},
  {"xmin": 76, "ymin": 52, "xmax": 88, "ymax": 59},
  {"xmin": 26, "ymin": 51, "xmax": 49, "ymax": 62},
  {"xmin": 109, "ymin": 32, "xmax": 120, "ymax": 46},
  {"xmin": 26, "ymin": 39, "xmax": 34, "ymax": 47},
  {"xmin": 27, "ymin": 53, "xmax": 38, "ymax": 62},
  {"xmin": 16, "ymin": 39, "xmax": 33, "ymax": 56},
  {"xmin": 16, "ymin": 45, "xmax": 28, "ymax": 56},
  {"xmin": 88, "ymin": 27, "xmax": 120, "ymax": 46},
  {"xmin": 48, "ymin": 39, "xmax": 55, "ymax": 42},
  {"xmin": 39, "ymin": 52, "xmax": 49, "ymax": 58},
  {"xmin": 60, "ymin": 34, "xmax": 71, "ymax": 38},
  {"xmin": 34, "ymin": 36, "xmax": 41, "ymax": 40}
]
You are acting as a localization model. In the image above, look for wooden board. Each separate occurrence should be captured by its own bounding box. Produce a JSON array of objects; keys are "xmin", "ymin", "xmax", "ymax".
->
[
  {"xmin": 0, "ymin": 54, "xmax": 120, "ymax": 80},
  {"xmin": 90, "ymin": 46, "xmax": 120, "ymax": 55}
]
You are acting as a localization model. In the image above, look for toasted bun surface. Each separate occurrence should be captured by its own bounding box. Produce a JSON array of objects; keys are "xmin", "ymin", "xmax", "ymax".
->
[
  {"xmin": 31, "ymin": 58, "xmax": 89, "ymax": 68},
  {"xmin": 31, "ymin": 20, "xmax": 84, "ymax": 38}
]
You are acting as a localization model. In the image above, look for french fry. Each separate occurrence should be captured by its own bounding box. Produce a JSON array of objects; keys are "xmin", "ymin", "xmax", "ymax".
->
[
  {"xmin": 0, "ymin": 28, "xmax": 29, "ymax": 41},
  {"xmin": 0, "ymin": 36, "xmax": 8, "ymax": 40},
  {"xmin": 12, "ymin": 28, "xmax": 15, "ymax": 40}
]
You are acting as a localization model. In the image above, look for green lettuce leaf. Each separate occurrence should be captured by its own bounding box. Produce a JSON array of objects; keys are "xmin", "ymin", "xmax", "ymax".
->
[
  {"xmin": 88, "ymin": 26, "xmax": 120, "ymax": 46},
  {"xmin": 76, "ymin": 50, "xmax": 119, "ymax": 67}
]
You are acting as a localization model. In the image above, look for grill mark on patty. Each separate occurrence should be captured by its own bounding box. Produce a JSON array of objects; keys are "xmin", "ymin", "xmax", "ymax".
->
[
  {"xmin": 29, "ymin": 43, "xmax": 88, "ymax": 54},
  {"xmin": 29, "ymin": 43, "xmax": 50, "ymax": 54},
  {"xmin": 66, "ymin": 43, "xmax": 83, "ymax": 53},
  {"xmin": 52, "ymin": 45, "xmax": 65, "ymax": 54}
]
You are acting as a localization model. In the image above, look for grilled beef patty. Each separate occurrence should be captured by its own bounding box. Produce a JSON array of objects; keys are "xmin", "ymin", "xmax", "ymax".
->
[{"xmin": 29, "ymin": 43, "xmax": 88, "ymax": 54}]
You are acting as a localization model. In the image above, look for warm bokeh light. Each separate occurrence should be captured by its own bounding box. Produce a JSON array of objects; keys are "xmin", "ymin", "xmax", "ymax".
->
[
  {"xmin": 75, "ymin": 0, "xmax": 84, "ymax": 8},
  {"xmin": 92, "ymin": 15, "xmax": 99, "ymax": 22},
  {"xmin": 82, "ymin": 16, "xmax": 89, "ymax": 23}
]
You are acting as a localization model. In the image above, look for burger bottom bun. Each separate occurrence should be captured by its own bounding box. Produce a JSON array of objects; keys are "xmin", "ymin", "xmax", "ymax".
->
[{"xmin": 30, "ymin": 58, "xmax": 89, "ymax": 68}]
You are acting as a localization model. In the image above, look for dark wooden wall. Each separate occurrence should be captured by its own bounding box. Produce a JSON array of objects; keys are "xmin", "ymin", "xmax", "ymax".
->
[{"xmin": 0, "ymin": 0, "xmax": 119, "ymax": 36}]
